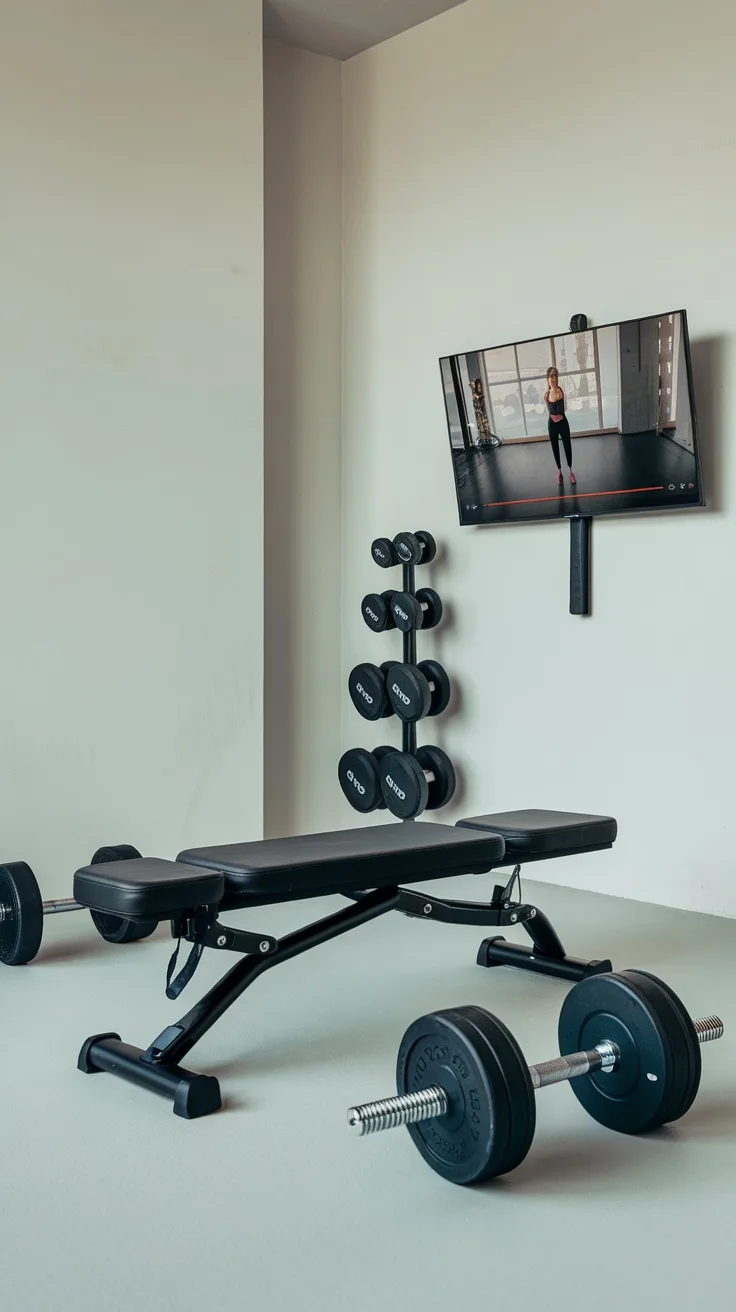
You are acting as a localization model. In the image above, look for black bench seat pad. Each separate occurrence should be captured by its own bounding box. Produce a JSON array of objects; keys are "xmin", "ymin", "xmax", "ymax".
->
[
  {"xmin": 178, "ymin": 822, "xmax": 505, "ymax": 907},
  {"xmin": 74, "ymin": 859, "xmax": 226, "ymax": 922},
  {"xmin": 457, "ymin": 809, "xmax": 617, "ymax": 859}
]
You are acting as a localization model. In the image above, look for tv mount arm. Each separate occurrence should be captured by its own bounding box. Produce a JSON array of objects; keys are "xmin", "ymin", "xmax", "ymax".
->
[
  {"xmin": 569, "ymin": 514, "xmax": 592, "ymax": 616},
  {"xmin": 567, "ymin": 313, "xmax": 592, "ymax": 617}
]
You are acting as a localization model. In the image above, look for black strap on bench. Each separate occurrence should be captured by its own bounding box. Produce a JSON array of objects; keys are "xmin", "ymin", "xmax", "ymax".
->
[
  {"xmin": 165, "ymin": 907, "xmax": 215, "ymax": 999},
  {"xmin": 166, "ymin": 938, "xmax": 205, "ymax": 1001},
  {"xmin": 166, "ymin": 907, "xmax": 280, "ymax": 999}
]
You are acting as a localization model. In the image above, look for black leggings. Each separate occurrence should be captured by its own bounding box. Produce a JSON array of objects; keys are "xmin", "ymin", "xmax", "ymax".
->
[{"xmin": 548, "ymin": 417, "xmax": 573, "ymax": 469}]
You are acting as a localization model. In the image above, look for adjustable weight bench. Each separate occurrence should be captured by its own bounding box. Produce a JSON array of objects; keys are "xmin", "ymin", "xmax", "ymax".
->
[{"xmin": 75, "ymin": 810, "xmax": 616, "ymax": 1118}]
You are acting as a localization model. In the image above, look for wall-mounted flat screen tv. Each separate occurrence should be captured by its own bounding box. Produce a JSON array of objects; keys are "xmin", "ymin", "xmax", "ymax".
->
[{"xmin": 440, "ymin": 310, "xmax": 703, "ymax": 526}]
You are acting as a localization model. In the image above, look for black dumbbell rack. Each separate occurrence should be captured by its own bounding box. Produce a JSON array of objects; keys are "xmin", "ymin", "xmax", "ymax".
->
[{"xmin": 340, "ymin": 532, "xmax": 455, "ymax": 822}]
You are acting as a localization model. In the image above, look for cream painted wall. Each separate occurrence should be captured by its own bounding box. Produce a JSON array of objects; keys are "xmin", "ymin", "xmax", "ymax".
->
[
  {"xmin": 0, "ymin": 0, "xmax": 264, "ymax": 893},
  {"xmin": 264, "ymin": 40, "xmax": 343, "ymax": 836},
  {"xmin": 341, "ymin": 0, "xmax": 736, "ymax": 914}
]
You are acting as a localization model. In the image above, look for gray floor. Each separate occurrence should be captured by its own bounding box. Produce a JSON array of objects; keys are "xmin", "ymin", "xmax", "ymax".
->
[{"xmin": 1, "ymin": 874, "xmax": 735, "ymax": 1312}]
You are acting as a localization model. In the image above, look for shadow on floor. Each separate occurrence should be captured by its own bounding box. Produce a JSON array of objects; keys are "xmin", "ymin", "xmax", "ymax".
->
[{"xmin": 33, "ymin": 928, "xmax": 167, "ymax": 966}]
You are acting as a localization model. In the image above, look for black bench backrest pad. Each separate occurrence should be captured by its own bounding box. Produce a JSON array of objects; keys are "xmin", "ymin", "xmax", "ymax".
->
[
  {"xmin": 178, "ymin": 823, "xmax": 505, "ymax": 905},
  {"xmin": 74, "ymin": 859, "xmax": 225, "ymax": 922},
  {"xmin": 457, "ymin": 809, "xmax": 617, "ymax": 859}
]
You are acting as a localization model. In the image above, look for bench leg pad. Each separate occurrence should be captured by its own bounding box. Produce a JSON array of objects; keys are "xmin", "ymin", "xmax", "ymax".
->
[
  {"xmin": 477, "ymin": 936, "xmax": 613, "ymax": 983},
  {"xmin": 78, "ymin": 1034, "xmax": 222, "ymax": 1119}
]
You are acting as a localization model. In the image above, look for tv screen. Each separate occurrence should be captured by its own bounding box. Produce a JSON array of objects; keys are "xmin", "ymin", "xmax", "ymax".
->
[{"xmin": 440, "ymin": 310, "xmax": 703, "ymax": 526}]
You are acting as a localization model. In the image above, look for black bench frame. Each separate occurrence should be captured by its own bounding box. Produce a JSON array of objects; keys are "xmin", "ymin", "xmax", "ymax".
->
[
  {"xmin": 78, "ymin": 839, "xmax": 612, "ymax": 1119},
  {"xmin": 394, "ymin": 860, "xmax": 609, "ymax": 980}
]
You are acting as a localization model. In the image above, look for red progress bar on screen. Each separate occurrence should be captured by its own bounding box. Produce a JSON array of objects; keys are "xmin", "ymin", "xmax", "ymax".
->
[{"xmin": 482, "ymin": 485, "xmax": 665, "ymax": 509}]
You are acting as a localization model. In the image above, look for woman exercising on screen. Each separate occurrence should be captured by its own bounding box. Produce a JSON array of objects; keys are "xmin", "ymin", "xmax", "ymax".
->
[{"xmin": 545, "ymin": 367, "xmax": 576, "ymax": 487}]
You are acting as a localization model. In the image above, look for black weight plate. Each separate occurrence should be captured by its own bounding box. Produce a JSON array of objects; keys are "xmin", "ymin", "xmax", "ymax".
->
[
  {"xmin": 377, "ymin": 663, "xmax": 399, "ymax": 719},
  {"xmin": 90, "ymin": 845, "xmax": 143, "ymax": 863},
  {"xmin": 338, "ymin": 748, "xmax": 383, "ymax": 813},
  {"xmin": 417, "ymin": 746, "xmax": 456, "ymax": 811},
  {"xmin": 458, "ymin": 1005, "xmax": 536, "ymax": 1180},
  {"xmin": 90, "ymin": 911, "xmax": 158, "ymax": 944},
  {"xmin": 373, "ymin": 745, "xmax": 395, "ymax": 762},
  {"xmin": 419, "ymin": 660, "xmax": 451, "ymax": 716},
  {"xmin": 371, "ymin": 538, "xmax": 397, "ymax": 569},
  {"xmin": 379, "ymin": 752, "xmax": 428, "ymax": 820},
  {"xmin": 415, "ymin": 531, "xmax": 437, "ymax": 564},
  {"xmin": 387, "ymin": 664, "xmax": 431, "ymax": 724},
  {"xmin": 348, "ymin": 663, "xmax": 388, "ymax": 722},
  {"xmin": 608, "ymin": 972, "xmax": 685, "ymax": 1129},
  {"xmin": 0, "ymin": 862, "xmax": 44, "ymax": 966},
  {"xmin": 416, "ymin": 589, "xmax": 443, "ymax": 631},
  {"xmin": 625, "ymin": 970, "xmax": 702, "ymax": 1125},
  {"xmin": 372, "ymin": 746, "xmax": 395, "ymax": 810},
  {"xmin": 608, "ymin": 971, "xmax": 699, "ymax": 1130},
  {"xmin": 393, "ymin": 532, "xmax": 423, "ymax": 566},
  {"xmin": 397, "ymin": 1007, "xmax": 534, "ymax": 1184},
  {"xmin": 380, "ymin": 592, "xmax": 397, "ymax": 630},
  {"xmin": 379, "ymin": 661, "xmax": 400, "ymax": 679},
  {"xmin": 558, "ymin": 971, "xmax": 680, "ymax": 1134},
  {"xmin": 390, "ymin": 592, "xmax": 421, "ymax": 633},
  {"xmin": 361, "ymin": 593, "xmax": 390, "ymax": 633},
  {"xmin": 88, "ymin": 845, "xmax": 157, "ymax": 943}
]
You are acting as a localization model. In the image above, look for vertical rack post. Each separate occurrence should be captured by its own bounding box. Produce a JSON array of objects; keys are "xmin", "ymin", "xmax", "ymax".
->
[
  {"xmin": 569, "ymin": 516, "xmax": 592, "ymax": 617},
  {"xmin": 402, "ymin": 560, "xmax": 417, "ymax": 761}
]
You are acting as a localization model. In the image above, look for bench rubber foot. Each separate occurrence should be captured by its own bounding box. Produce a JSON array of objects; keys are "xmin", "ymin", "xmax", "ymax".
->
[{"xmin": 78, "ymin": 1034, "xmax": 222, "ymax": 1119}]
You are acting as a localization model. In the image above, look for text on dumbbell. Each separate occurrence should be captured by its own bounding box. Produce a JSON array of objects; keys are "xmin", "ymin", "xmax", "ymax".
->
[{"xmin": 385, "ymin": 776, "xmax": 407, "ymax": 802}]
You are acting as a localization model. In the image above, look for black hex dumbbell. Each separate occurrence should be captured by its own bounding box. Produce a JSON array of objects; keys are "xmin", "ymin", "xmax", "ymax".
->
[
  {"xmin": 371, "ymin": 532, "xmax": 436, "ymax": 570},
  {"xmin": 387, "ymin": 661, "xmax": 451, "ymax": 724},
  {"xmin": 371, "ymin": 538, "xmax": 399, "ymax": 569},
  {"xmin": 348, "ymin": 662, "xmax": 398, "ymax": 722},
  {"xmin": 361, "ymin": 591, "xmax": 397, "ymax": 634},
  {"xmin": 378, "ymin": 747, "xmax": 456, "ymax": 820},
  {"xmin": 393, "ymin": 532, "xmax": 437, "ymax": 567},
  {"xmin": 390, "ymin": 589, "xmax": 443, "ymax": 634},
  {"xmin": 338, "ymin": 746, "xmax": 395, "ymax": 814}
]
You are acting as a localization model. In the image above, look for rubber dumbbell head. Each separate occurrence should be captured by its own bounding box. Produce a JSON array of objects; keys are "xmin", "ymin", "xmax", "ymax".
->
[
  {"xmin": 387, "ymin": 661, "xmax": 451, "ymax": 724},
  {"xmin": 361, "ymin": 591, "xmax": 397, "ymax": 635},
  {"xmin": 0, "ymin": 845, "xmax": 156, "ymax": 967},
  {"xmin": 371, "ymin": 538, "xmax": 399, "ymax": 569},
  {"xmin": 348, "ymin": 662, "xmax": 397, "ymax": 722},
  {"xmin": 557, "ymin": 969, "xmax": 723, "ymax": 1133},
  {"xmin": 378, "ymin": 746, "xmax": 456, "ymax": 820},
  {"xmin": 389, "ymin": 589, "xmax": 443, "ymax": 634},
  {"xmin": 392, "ymin": 532, "xmax": 437, "ymax": 567},
  {"xmin": 338, "ymin": 746, "xmax": 395, "ymax": 814},
  {"xmin": 87, "ymin": 845, "xmax": 158, "ymax": 943},
  {"xmin": 350, "ymin": 1007, "xmax": 536, "ymax": 1185},
  {"xmin": 347, "ymin": 973, "xmax": 723, "ymax": 1184},
  {"xmin": 0, "ymin": 863, "xmax": 44, "ymax": 965}
]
